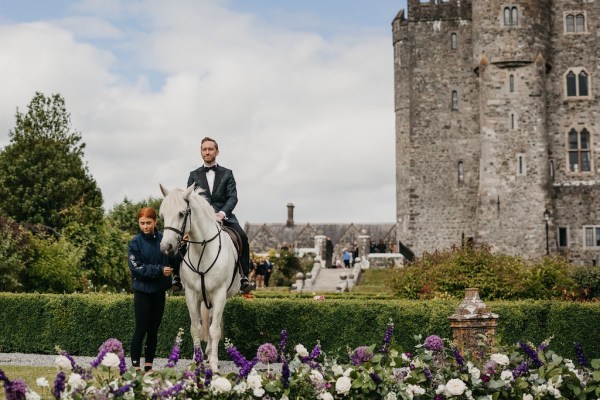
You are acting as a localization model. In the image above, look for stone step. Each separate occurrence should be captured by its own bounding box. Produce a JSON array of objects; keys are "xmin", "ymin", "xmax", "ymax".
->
[{"xmin": 304, "ymin": 268, "xmax": 356, "ymax": 292}]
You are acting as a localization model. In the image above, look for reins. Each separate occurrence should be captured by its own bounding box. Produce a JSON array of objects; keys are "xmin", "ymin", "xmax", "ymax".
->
[{"xmin": 164, "ymin": 204, "xmax": 229, "ymax": 309}]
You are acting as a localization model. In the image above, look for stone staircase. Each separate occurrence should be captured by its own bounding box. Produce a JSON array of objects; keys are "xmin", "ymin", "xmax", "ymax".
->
[{"xmin": 303, "ymin": 267, "xmax": 359, "ymax": 293}]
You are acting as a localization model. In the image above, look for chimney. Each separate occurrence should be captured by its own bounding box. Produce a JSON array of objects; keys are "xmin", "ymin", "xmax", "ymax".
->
[{"xmin": 286, "ymin": 203, "xmax": 295, "ymax": 227}]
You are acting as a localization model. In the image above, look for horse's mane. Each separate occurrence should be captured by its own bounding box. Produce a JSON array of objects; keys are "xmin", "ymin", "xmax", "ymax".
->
[{"xmin": 189, "ymin": 187, "xmax": 218, "ymax": 223}]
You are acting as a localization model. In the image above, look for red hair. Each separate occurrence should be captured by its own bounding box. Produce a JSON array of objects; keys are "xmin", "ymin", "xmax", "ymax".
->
[{"xmin": 137, "ymin": 207, "xmax": 157, "ymax": 220}]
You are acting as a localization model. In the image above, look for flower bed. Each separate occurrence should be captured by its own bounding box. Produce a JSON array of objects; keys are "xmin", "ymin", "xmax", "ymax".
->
[{"xmin": 1, "ymin": 321, "xmax": 600, "ymax": 399}]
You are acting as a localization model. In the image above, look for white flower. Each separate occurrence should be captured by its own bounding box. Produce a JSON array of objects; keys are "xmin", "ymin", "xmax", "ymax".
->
[
  {"xmin": 500, "ymin": 370, "xmax": 514, "ymax": 382},
  {"xmin": 332, "ymin": 364, "xmax": 344, "ymax": 376},
  {"xmin": 253, "ymin": 387, "xmax": 266, "ymax": 397},
  {"xmin": 318, "ymin": 392, "xmax": 334, "ymax": 400},
  {"xmin": 490, "ymin": 353, "xmax": 510, "ymax": 366},
  {"xmin": 101, "ymin": 352, "xmax": 121, "ymax": 368},
  {"xmin": 407, "ymin": 384, "xmax": 425, "ymax": 397},
  {"xmin": 401, "ymin": 353, "xmax": 411, "ymax": 362},
  {"xmin": 247, "ymin": 370, "xmax": 263, "ymax": 390},
  {"xmin": 385, "ymin": 392, "xmax": 398, "ymax": 400},
  {"xmin": 36, "ymin": 377, "xmax": 49, "ymax": 388},
  {"xmin": 469, "ymin": 365, "xmax": 481, "ymax": 380},
  {"xmin": 310, "ymin": 369, "xmax": 324, "ymax": 383},
  {"xmin": 25, "ymin": 390, "xmax": 41, "ymax": 400},
  {"xmin": 522, "ymin": 394, "xmax": 533, "ymax": 400},
  {"xmin": 335, "ymin": 376, "xmax": 352, "ymax": 395},
  {"xmin": 54, "ymin": 355, "xmax": 72, "ymax": 370},
  {"xmin": 295, "ymin": 344, "xmax": 309, "ymax": 357},
  {"xmin": 210, "ymin": 377, "xmax": 232, "ymax": 394},
  {"xmin": 343, "ymin": 367, "xmax": 354, "ymax": 377},
  {"xmin": 232, "ymin": 381, "xmax": 248, "ymax": 394},
  {"xmin": 280, "ymin": 395, "xmax": 289, "ymax": 400},
  {"xmin": 68, "ymin": 373, "xmax": 86, "ymax": 390},
  {"xmin": 445, "ymin": 378, "xmax": 467, "ymax": 396}
]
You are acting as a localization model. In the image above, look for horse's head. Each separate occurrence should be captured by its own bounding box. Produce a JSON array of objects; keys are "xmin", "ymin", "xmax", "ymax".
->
[{"xmin": 159, "ymin": 184, "xmax": 195, "ymax": 256}]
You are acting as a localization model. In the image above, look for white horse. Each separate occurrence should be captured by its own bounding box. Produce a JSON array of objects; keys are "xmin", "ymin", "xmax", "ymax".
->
[{"xmin": 159, "ymin": 184, "xmax": 241, "ymax": 372}]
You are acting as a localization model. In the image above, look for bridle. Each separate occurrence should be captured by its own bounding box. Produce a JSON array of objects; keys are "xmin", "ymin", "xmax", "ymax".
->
[{"xmin": 163, "ymin": 203, "xmax": 226, "ymax": 309}]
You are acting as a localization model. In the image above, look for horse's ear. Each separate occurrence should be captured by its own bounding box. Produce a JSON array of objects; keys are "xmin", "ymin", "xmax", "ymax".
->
[
  {"xmin": 159, "ymin": 184, "xmax": 169, "ymax": 197},
  {"xmin": 183, "ymin": 184, "xmax": 195, "ymax": 200}
]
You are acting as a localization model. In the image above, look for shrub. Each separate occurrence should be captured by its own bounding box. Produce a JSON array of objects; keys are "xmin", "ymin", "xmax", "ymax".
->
[{"xmin": 388, "ymin": 244, "xmax": 575, "ymax": 300}]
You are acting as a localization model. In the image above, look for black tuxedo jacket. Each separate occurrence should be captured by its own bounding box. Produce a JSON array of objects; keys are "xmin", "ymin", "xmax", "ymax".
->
[{"xmin": 187, "ymin": 165, "xmax": 240, "ymax": 225}]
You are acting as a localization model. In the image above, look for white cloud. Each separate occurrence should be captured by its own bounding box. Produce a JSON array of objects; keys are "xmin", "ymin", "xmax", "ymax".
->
[{"xmin": 0, "ymin": 0, "xmax": 397, "ymax": 224}]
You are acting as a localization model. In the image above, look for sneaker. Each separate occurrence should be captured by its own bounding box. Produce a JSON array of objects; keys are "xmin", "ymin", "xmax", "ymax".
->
[{"xmin": 171, "ymin": 276, "xmax": 183, "ymax": 292}]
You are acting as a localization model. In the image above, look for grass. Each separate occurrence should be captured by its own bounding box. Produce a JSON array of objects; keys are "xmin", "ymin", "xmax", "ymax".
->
[{"xmin": 0, "ymin": 365, "xmax": 56, "ymax": 399}]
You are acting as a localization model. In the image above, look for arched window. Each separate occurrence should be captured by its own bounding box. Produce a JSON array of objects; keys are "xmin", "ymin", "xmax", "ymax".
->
[
  {"xmin": 451, "ymin": 91, "xmax": 458, "ymax": 110},
  {"xmin": 458, "ymin": 161, "xmax": 464, "ymax": 182},
  {"xmin": 451, "ymin": 33, "xmax": 457, "ymax": 50},
  {"xmin": 568, "ymin": 128, "xmax": 592, "ymax": 173},
  {"xmin": 509, "ymin": 74, "xmax": 515, "ymax": 93},
  {"xmin": 504, "ymin": 6, "xmax": 518, "ymax": 26},
  {"xmin": 576, "ymin": 13, "xmax": 585, "ymax": 32},
  {"xmin": 566, "ymin": 14, "xmax": 575, "ymax": 32},
  {"xmin": 565, "ymin": 68, "xmax": 590, "ymax": 98}
]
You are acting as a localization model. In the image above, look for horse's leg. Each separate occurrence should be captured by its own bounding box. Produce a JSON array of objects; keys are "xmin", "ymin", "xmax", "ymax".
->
[
  {"xmin": 185, "ymin": 289, "xmax": 203, "ymax": 356},
  {"xmin": 200, "ymin": 302, "xmax": 212, "ymax": 365},
  {"xmin": 207, "ymin": 291, "xmax": 227, "ymax": 372}
]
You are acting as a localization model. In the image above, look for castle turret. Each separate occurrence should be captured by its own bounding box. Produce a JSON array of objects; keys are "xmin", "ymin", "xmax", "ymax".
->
[{"xmin": 472, "ymin": 0, "xmax": 552, "ymax": 257}]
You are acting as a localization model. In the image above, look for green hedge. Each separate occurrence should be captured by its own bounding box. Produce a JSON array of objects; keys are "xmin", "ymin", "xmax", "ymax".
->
[{"xmin": 1, "ymin": 293, "xmax": 599, "ymax": 362}]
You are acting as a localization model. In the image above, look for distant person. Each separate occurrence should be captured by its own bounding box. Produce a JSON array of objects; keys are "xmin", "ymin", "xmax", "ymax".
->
[
  {"xmin": 376, "ymin": 239, "xmax": 387, "ymax": 253},
  {"xmin": 128, "ymin": 207, "xmax": 177, "ymax": 372},
  {"xmin": 325, "ymin": 237, "xmax": 334, "ymax": 268},
  {"xmin": 263, "ymin": 255, "xmax": 273, "ymax": 287},
  {"xmin": 255, "ymin": 257, "xmax": 265, "ymax": 288},
  {"xmin": 370, "ymin": 240, "xmax": 377, "ymax": 253},
  {"xmin": 352, "ymin": 241, "xmax": 359, "ymax": 266},
  {"xmin": 342, "ymin": 248, "xmax": 352, "ymax": 268}
]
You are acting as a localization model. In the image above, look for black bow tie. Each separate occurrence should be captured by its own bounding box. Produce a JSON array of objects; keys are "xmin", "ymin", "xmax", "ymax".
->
[{"xmin": 205, "ymin": 165, "xmax": 217, "ymax": 173}]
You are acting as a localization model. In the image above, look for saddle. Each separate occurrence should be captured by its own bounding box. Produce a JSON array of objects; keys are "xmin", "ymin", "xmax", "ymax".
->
[{"xmin": 222, "ymin": 225, "xmax": 243, "ymax": 273}]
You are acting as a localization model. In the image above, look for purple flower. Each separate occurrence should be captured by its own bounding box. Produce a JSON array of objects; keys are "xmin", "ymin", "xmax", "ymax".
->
[
  {"xmin": 157, "ymin": 381, "xmax": 185, "ymax": 398},
  {"xmin": 574, "ymin": 342, "xmax": 588, "ymax": 367},
  {"xmin": 279, "ymin": 329, "xmax": 288, "ymax": 355},
  {"xmin": 194, "ymin": 346, "xmax": 204, "ymax": 364},
  {"xmin": 98, "ymin": 338, "xmax": 125, "ymax": 359},
  {"xmin": 204, "ymin": 368, "xmax": 213, "ymax": 387},
  {"xmin": 369, "ymin": 372, "xmax": 382, "ymax": 385},
  {"xmin": 118, "ymin": 356, "xmax": 127, "ymax": 375},
  {"xmin": 257, "ymin": 343, "xmax": 278, "ymax": 364},
  {"xmin": 452, "ymin": 347, "xmax": 465, "ymax": 369},
  {"xmin": 166, "ymin": 343, "xmax": 181, "ymax": 368},
  {"xmin": 380, "ymin": 321, "xmax": 395, "ymax": 353},
  {"xmin": 226, "ymin": 344, "xmax": 258, "ymax": 380},
  {"xmin": 483, "ymin": 360, "xmax": 497, "ymax": 375},
  {"xmin": 423, "ymin": 367, "xmax": 433, "ymax": 382},
  {"xmin": 519, "ymin": 341, "xmax": 542, "ymax": 368},
  {"xmin": 90, "ymin": 349, "xmax": 108, "ymax": 369},
  {"xmin": 4, "ymin": 379, "xmax": 27, "ymax": 400},
  {"xmin": 424, "ymin": 335, "xmax": 444, "ymax": 351},
  {"xmin": 351, "ymin": 346, "xmax": 374, "ymax": 366},
  {"xmin": 512, "ymin": 361, "xmax": 529, "ymax": 378},
  {"xmin": 52, "ymin": 371, "xmax": 66, "ymax": 400},
  {"xmin": 281, "ymin": 358, "xmax": 290, "ymax": 388}
]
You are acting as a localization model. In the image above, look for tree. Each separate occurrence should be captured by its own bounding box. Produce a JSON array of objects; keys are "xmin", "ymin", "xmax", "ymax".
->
[
  {"xmin": 0, "ymin": 92, "xmax": 103, "ymax": 231},
  {"xmin": 0, "ymin": 216, "xmax": 30, "ymax": 291}
]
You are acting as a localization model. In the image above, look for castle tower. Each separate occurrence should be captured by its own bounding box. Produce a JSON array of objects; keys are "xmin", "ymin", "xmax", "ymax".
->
[{"xmin": 472, "ymin": 0, "xmax": 552, "ymax": 257}]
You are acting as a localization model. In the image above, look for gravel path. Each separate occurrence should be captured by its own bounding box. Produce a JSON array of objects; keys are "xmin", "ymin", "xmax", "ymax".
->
[{"xmin": 0, "ymin": 353, "xmax": 279, "ymax": 374}]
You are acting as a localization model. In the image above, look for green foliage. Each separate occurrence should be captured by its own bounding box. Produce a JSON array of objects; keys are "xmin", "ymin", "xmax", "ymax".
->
[
  {"xmin": 0, "ymin": 216, "xmax": 30, "ymax": 291},
  {"xmin": 106, "ymin": 196, "xmax": 163, "ymax": 235},
  {"xmin": 21, "ymin": 234, "xmax": 84, "ymax": 293},
  {"xmin": 269, "ymin": 249, "xmax": 302, "ymax": 287},
  {"xmin": 568, "ymin": 266, "xmax": 600, "ymax": 300},
  {"xmin": 388, "ymin": 244, "xmax": 575, "ymax": 300},
  {"xmin": 0, "ymin": 92, "xmax": 103, "ymax": 231}
]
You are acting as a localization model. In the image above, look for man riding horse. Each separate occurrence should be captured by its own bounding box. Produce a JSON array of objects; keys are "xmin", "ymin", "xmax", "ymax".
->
[{"xmin": 172, "ymin": 136, "xmax": 251, "ymax": 293}]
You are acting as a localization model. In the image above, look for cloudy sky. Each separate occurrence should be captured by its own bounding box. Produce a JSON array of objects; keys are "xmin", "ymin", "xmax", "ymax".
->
[{"xmin": 0, "ymin": 0, "xmax": 407, "ymax": 225}]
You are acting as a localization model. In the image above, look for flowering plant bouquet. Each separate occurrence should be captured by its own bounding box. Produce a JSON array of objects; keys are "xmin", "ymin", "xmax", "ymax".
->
[{"xmin": 2, "ymin": 321, "xmax": 600, "ymax": 399}]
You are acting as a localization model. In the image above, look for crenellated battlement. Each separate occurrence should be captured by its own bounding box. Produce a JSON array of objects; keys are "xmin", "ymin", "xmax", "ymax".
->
[{"xmin": 407, "ymin": 0, "xmax": 472, "ymax": 21}]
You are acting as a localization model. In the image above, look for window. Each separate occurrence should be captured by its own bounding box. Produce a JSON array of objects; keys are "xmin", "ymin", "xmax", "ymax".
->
[
  {"xmin": 451, "ymin": 91, "xmax": 458, "ymax": 110},
  {"xmin": 550, "ymin": 160, "xmax": 555, "ymax": 178},
  {"xmin": 458, "ymin": 161, "xmax": 464, "ymax": 183},
  {"xmin": 516, "ymin": 154, "xmax": 526, "ymax": 176},
  {"xmin": 504, "ymin": 6, "xmax": 518, "ymax": 26},
  {"xmin": 509, "ymin": 74, "xmax": 515, "ymax": 93},
  {"xmin": 558, "ymin": 227, "xmax": 568, "ymax": 248},
  {"xmin": 584, "ymin": 226, "xmax": 600, "ymax": 248},
  {"xmin": 565, "ymin": 68, "xmax": 590, "ymax": 98},
  {"xmin": 568, "ymin": 128, "xmax": 592, "ymax": 173},
  {"xmin": 566, "ymin": 13, "xmax": 586, "ymax": 33},
  {"xmin": 451, "ymin": 33, "xmax": 457, "ymax": 50},
  {"xmin": 510, "ymin": 113, "xmax": 516, "ymax": 129}
]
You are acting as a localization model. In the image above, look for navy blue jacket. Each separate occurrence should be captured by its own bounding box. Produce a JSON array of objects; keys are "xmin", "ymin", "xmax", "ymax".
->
[{"xmin": 127, "ymin": 230, "xmax": 173, "ymax": 293}]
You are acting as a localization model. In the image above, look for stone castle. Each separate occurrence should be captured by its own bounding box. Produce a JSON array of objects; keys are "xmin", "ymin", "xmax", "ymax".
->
[{"xmin": 393, "ymin": 0, "xmax": 600, "ymax": 264}]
